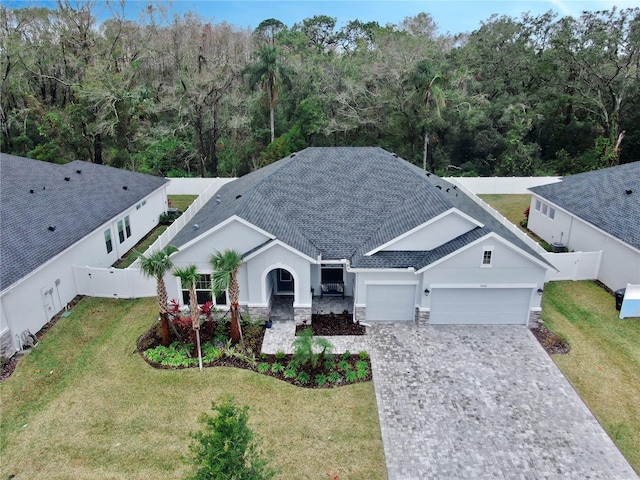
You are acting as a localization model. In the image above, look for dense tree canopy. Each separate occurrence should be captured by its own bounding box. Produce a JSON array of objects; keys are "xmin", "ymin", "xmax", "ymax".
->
[{"xmin": 1, "ymin": 3, "xmax": 638, "ymax": 176}]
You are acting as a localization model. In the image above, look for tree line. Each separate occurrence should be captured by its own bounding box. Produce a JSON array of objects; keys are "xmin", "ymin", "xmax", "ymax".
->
[{"xmin": 1, "ymin": 2, "xmax": 638, "ymax": 177}]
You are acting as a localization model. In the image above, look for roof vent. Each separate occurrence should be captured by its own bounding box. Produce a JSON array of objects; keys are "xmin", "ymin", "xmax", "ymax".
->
[
  {"xmin": 625, "ymin": 189, "xmax": 633, "ymax": 195},
  {"xmin": 76, "ymin": 169, "xmax": 82, "ymax": 174},
  {"xmin": 435, "ymin": 185, "xmax": 442, "ymax": 190},
  {"xmin": 193, "ymin": 224, "xmax": 199, "ymax": 230},
  {"xmin": 290, "ymin": 153, "xmax": 296, "ymax": 157},
  {"xmin": 392, "ymin": 153, "xmax": 398, "ymax": 158},
  {"xmin": 29, "ymin": 189, "xmax": 34, "ymax": 194},
  {"xmin": 235, "ymin": 194, "xmax": 242, "ymax": 199},
  {"xmin": 123, "ymin": 186, "xmax": 128, "ymax": 190},
  {"xmin": 426, "ymin": 172, "xmax": 431, "ymax": 177},
  {"xmin": 48, "ymin": 226, "xmax": 56, "ymax": 232},
  {"xmin": 64, "ymin": 177, "xmax": 70, "ymax": 181}
]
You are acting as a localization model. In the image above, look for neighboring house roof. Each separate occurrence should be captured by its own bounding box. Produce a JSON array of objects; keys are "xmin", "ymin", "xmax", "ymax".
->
[
  {"xmin": 171, "ymin": 147, "xmax": 548, "ymax": 269},
  {"xmin": 529, "ymin": 161, "xmax": 640, "ymax": 250},
  {"xmin": 0, "ymin": 154, "xmax": 168, "ymax": 290}
]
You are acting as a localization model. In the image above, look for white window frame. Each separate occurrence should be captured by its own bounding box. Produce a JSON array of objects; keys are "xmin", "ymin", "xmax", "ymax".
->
[
  {"xmin": 481, "ymin": 247, "xmax": 494, "ymax": 267},
  {"xmin": 104, "ymin": 229, "xmax": 113, "ymax": 253}
]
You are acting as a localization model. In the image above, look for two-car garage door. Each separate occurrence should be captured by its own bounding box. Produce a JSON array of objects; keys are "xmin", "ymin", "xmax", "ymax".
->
[
  {"xmin": 429, "ymin": 288, "xmax": 532, "ymax": 325},
  {"xmin": 365, "ymin": 284, "xmax": 532, "ymax": 324}
]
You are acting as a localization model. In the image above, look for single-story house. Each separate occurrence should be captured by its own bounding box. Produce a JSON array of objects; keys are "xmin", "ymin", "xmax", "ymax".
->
[
  {"xmin": 0, "ymin": 154, "xmax": 168, "ymax": 357},
  {"xmin": 528, "ymin": 162, "xmax": 640, "ymax": 291},
  {"xmin": 166, "ymin": 147, "xmax": 551, "ymax": 326}
]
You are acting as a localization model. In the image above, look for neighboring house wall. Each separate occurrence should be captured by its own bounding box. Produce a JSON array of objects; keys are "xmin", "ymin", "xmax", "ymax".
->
[
  {"xmin": 529, "ymin": 195, "xmax": 640, "ymax": 291},
  {"xmin": 0, "ymin": 187, "xmax": 167, "ymax": 356}
]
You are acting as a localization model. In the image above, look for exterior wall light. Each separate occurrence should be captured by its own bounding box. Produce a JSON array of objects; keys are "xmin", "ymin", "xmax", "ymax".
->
[
  {"xmin": 537, "ymin": 288, "xmax": 544, "ymax": 295},
  {"xmin": 424, "ymin": 288, "xmax": 430, "ymax": 296}
]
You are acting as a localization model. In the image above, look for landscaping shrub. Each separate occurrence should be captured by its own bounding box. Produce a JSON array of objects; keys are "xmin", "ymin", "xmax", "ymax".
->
[{"xmin": 185, "ymin": 397, "xmax": 275, "ymax": 480}]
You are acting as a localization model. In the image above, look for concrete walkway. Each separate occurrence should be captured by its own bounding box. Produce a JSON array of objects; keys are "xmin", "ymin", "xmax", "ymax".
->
[{"xmin": 261, "ymin": 322, "xmax": 638, "ymax": 479}]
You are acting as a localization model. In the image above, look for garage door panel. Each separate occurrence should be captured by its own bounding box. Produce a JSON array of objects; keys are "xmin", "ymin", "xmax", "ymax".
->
[
  {"xmin": 430, "ymin": 288, "xmax": 531, "ymax": 325},
  {"xmin": 366, "ymin": 284, "xmax": 416, "ymax": 322}
]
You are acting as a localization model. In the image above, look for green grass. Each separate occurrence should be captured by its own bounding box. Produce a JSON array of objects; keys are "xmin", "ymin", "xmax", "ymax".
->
[
  {"xmin": 115, "ymin": 195, "xmax": 197, "ymax": 268},
  {"xmin": 479, "ymin": 194, "xmax": 553, "ymax": 250},
  {"xmin": 478, "ymin": 194, "xmax": 531, "ymax": 231},
  {"xmin": 541, "ymin": 281, "xmax": 640, "ymax": 474},
  {"xmin": 168, "ymin": 194, "xmax": 198, "ymax": 212},
  {"xmin": 0, "ymin": 297, "xmax": 386, "ymax": 479}
]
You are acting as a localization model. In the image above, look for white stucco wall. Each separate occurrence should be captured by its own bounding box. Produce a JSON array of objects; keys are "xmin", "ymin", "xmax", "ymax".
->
[
  {"xmin": 420, "ymin": 238, "xmax": 547, "ymax": 311},
  {"xmin": 0, "ymin": 186, "xmax": 167, "ymax": 356},
  {"xmin": 529, "ymin": 195, "xmax": 640, "ymax": 291},
  {"xmin": 380, "ymin": 212, "xmax": 476, "ymax": 252}
]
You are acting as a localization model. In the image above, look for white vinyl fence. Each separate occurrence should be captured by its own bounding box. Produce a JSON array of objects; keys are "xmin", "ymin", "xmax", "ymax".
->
[
  {"xmin": 447, "ymin": 176, "xmax": 561, "ymax": 194},
  {"xmin": 73, "ymin": 266, "xmax": 155, "ymax": 298},
  {"xmin": 130, "ymin": 178, "xmax": 234, "ymax": 267}
]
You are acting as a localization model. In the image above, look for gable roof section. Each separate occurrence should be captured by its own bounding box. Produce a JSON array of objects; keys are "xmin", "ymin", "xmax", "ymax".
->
[
  {"xmin": 0, "ymin": 154, "xmax": 168, "ymax": 290},
  {"xmin": 171, "ymin": 147, "xmax": 549, "ymax": 270},
  {"xmin": 529, "ymin": 161, "xmax": 640, "ymax": 250}
]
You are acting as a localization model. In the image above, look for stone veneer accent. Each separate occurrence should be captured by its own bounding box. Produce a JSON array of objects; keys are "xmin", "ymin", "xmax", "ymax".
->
[
  {"xmin": 355, "ymin": 306, "xmax": 366, "ymax": 323},
  {"xmin": 294, "ymin": 307, "xmax": 311, "ymax": 324},
  {"xmin": 528, "ymin": 310, "xmax": 542, "ymax": 328},
  {"xmin": 245, "ymin": 306, "xmax": 270, "ymax": 320},
  {"xmin": 414, "ymin": 308, "xmax": 429, "ymax": 324}
]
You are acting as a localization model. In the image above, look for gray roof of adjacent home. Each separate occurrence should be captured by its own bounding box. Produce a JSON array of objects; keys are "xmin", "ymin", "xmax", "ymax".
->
[
  {"xmin": 0, "ymin": 154, "xmax": 168, "ymax": 291},
  {"xmin": 171, "ymin": 147, "xmax": 549, "ymax": 269},
  {"xmin": 529, "ymin": 161, "xmax": 640, "ymax": 251}
]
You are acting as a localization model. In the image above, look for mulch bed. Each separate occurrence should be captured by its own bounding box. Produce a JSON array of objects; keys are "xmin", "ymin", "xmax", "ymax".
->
[
  {"xmin": 531, "ymin": 324, "xmax": 571, "ymax": 355},
  {"xmin": 295, "ymin": 313, "xmax": 366, "ymax": 336}
]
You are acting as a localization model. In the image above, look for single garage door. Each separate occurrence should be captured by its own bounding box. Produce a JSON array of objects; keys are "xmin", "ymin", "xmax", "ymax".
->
[
  {"xmin": 429, "ymin": 288, "xmax": 532, "ymax": 325},
  {"xmin": 366, "ymin": 284, "xmax": 416, "ymax": 322}
]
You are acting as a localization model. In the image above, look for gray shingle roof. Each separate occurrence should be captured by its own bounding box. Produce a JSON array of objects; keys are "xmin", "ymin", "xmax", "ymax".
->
[
  {"xmin": 0, "ymin": 154, "xmax": 168, "ymax": 290},
  {"xmin": 529, "ymin": 162, "xmax": 640, "ymax": 250},
  {"xmin": 171, "ymin": 147, "xmax": 547, "ymax": 269}
]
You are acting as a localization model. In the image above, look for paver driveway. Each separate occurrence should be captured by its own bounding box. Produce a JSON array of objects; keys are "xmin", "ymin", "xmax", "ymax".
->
[{"xmin": 369, "ymin": 323, "xmax": 638, "ymax": 480}]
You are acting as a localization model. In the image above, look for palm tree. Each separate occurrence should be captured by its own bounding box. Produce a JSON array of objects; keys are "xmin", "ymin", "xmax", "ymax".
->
[
  {"xmin": 210, "ymin": 249, "xmax": 243, "ymax": 345},
  {"xmin": 174, "ymin": 264, "xmax": 203, "ymax": 370},
  {"xmin": 244, "ymin": 43, "xmax": 292, "ymax": 143},
  {"xmin": 137, "ymin": 245, "xmax": 179, "ymax": 347}
]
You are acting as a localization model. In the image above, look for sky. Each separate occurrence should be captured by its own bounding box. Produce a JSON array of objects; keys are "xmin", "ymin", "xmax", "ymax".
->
[{"xmin": 6, "ymin": 0, "xmax": 639, "ymax": 34}]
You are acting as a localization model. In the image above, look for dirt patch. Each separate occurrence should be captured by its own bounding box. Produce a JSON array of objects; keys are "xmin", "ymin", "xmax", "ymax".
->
[{"xmin": 531, "ymin": 325, "xmax": 571, "ymax": 355}]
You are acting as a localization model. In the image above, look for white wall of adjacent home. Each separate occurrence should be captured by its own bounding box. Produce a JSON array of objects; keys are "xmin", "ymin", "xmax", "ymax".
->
[
  {"xmin": 0, "ymin": 186, "xmax": 168, "ymax": 357},
  {"xmin": 165, "ymin": 177, "xmax": 235, "ymax": 195},
  {"xmin": 528, "ymin": 195, "xmax": 640, "ymax": 291}
]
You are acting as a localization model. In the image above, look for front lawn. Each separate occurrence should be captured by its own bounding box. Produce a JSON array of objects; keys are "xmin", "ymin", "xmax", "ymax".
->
[
  {"xmin": 541, "ymin": 281, "xmax": 640, "ymax": 474},
  {"xmin": 0, "ymin": 297, "xmax": 386, "ymax": 479}
]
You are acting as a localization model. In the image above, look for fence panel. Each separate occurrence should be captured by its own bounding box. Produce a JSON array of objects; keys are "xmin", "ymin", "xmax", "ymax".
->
[
  {"xmin": 543, "ymin": 251, "xmax": 602, "ymax": 282},
  {"xmin": 73, "ymin": 266, "xmax": 155, "ymax": 298}
]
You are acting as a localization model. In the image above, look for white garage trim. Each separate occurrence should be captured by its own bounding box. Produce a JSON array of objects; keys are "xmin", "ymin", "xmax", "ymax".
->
[
  {"xmin": 365, "ymin": 282, "xmax": 418, "ymax": 322},
  {"xmin": 429, "ymin": 285, "xmax": 535, "ymax": 325}
]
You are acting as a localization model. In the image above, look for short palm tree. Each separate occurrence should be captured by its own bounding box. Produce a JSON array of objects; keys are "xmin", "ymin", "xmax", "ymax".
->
[
  {"xmin": 210, "ymin": 249, "xmax": 243, "ymax": 345},
  {"xmin": 137, "ymin": 245, "xmax": 179, "ymax": 346},
  {"xmin": 173, "ymin": 265, "xmax": 200, "ymax": 331},
  {"xmin": 174, "ymin": 264, "xmax": 203, "ymax": 369}
]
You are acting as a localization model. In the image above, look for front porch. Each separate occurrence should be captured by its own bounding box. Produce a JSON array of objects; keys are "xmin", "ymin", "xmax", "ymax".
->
[{"xmin": 269, "ymin": 295, "xmax": 354, "ymax": 323}]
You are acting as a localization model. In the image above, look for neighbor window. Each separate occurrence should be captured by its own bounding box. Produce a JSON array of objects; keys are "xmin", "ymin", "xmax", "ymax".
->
[
  {"xmin": 104, "ymin": 229, "xmax": 113, "ymax": 253},
  {"xmin": 535, "ymin": 199, "xmax": 541, "ymax": 211},
  {"xmin": 549, "ymin": 207, "xmax": 555, "ymax": 219},
  {"xmin": 124, "ymin": 215, "xmax": 131, "ymax": 238},
  {"xmin": 542, "ymin": 203, "xmax": 548, "ymax": 215},
  {"xmin": 181, "ymin": 274, "xmax": 221, "ymax": 305},
  {"xmin": 117, "ymin": 220, "xmax": 125, "ymax": 243},
  {"xmin": 481, "ymin": 248, "xmax": 493, "ymax": 266}
]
